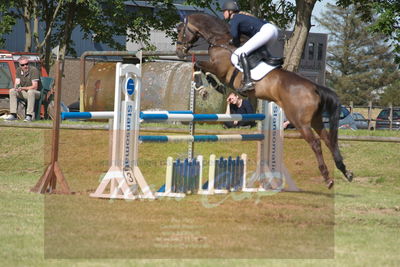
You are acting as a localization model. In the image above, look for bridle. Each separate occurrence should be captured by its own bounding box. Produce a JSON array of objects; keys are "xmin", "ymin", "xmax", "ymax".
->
[
  {"xmin": 177, "ymin": 16, "xmax": 235, "ymax": 54},
  {"xmin": 176, "ymin": 17, "xmax": 198, "ymax": 51}
]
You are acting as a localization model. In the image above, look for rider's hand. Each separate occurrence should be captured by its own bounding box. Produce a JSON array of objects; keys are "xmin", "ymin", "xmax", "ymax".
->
[{"xmin": 229, "ymin": 38, "xmax": 240, "ymax": 47}]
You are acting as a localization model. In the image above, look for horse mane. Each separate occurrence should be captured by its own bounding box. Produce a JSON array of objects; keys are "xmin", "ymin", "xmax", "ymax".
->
[{"xmin": 188, "ymin": 13, "xmax": 231, "ymax": 37}]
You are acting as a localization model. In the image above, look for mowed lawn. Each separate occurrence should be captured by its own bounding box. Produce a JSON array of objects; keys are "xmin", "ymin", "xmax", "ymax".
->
[{"xmin": 0, "ymin": 126, "xmax": 399, "ymax": 266}]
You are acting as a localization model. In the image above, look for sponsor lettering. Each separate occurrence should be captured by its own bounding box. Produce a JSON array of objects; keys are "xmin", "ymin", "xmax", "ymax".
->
[{"xmin": 124, "ymin": 102, "xmax": 134, "ymax": 168}]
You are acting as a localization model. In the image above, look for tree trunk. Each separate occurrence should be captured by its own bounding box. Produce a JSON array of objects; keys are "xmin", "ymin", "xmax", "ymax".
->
[
  {"xmin": 37, "ymin": 0, "xmax": 64, "ymax": 73},
  {"xmin": 23, "ymin": 2, "xmax": 32, "ymax": 52},
  {"xmin": 32, "ymin": 0, "xmax": 39, "ymax": 52},
  {"xmin": 283, "ymin": 0, "xmax": 316, "ymax": 72},
  {"xmin": 59, "ymin": 2, "xmax": 77, "ymax": 75}
]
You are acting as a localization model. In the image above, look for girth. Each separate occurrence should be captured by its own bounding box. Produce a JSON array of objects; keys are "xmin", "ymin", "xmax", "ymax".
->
[{"xmin": 228, "ymin": 68, "xmax": 240, "ymax": 89}]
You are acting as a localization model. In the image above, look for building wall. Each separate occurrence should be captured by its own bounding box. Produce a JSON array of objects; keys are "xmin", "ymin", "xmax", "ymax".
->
[{"xmin": 297, "ymin": 33, "xmax": 328, "ymax": 85}]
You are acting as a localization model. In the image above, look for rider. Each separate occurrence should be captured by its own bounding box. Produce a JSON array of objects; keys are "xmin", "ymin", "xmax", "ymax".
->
[{"xmin": 222, "ymin": 1, "xmax": 279, "ymax": 93}]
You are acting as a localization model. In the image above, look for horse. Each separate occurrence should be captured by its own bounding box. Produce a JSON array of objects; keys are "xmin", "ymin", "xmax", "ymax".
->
[{"xmin": 175, "ymin": 13, "xmax": 353, "ymax": 189}]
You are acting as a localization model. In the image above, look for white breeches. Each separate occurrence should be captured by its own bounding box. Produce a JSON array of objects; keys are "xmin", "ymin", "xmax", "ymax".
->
[{"xmin": 231, "ymin": 23, "xmax": 279, "ymax": 70}]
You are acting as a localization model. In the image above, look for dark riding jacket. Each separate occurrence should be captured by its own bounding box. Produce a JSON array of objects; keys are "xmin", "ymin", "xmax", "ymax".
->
[
  {"xmin": 230, "ymin": 99, "xmax": 254, "ymax": 115},
  {"xmin": 229, "ymin": 14, "xmax": 268, "ymax": 47}
]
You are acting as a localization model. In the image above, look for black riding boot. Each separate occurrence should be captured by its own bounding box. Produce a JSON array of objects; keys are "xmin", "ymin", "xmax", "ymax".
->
[{"xmin": 238, "ymin": 53, "xmax": 254, "ymax": 93}]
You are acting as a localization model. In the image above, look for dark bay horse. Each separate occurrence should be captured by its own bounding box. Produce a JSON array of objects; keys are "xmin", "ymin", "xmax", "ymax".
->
[{"xmin": 176, "ymin": 13, "xmax": 353, "ymax": 188}]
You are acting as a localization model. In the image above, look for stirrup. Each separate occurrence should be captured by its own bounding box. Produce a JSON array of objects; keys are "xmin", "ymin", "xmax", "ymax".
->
[{"xmin": 237, "ymin": 82, "xmax": 254, "ymax": 93}]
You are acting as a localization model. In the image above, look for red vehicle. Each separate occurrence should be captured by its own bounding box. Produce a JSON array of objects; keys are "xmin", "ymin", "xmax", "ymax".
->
[{"xmin": 0, "ymin": 50, "xmax": 51, "ymax": 119}]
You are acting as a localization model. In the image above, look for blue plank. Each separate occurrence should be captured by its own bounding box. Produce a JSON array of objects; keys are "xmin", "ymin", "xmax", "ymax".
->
[
  {"xmin": 61, "ymin": 112, "xmax": 92, "ymax": 120},
  {"xmin": 241, "ymin": 114, "xmax": 265, "ymax": 121}
]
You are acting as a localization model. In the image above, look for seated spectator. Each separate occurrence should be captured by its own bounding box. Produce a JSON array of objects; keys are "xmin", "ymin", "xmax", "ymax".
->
[
  {"xmin": 223, "ymin": 92, "xmax": 256, "ymax": 128},
  {"xmin": 4, "ymin": 56, "xmax": 40, "ymax": 121}
]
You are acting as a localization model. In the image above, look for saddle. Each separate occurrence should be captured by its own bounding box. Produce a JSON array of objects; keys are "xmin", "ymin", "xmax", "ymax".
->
[{"xmin": 245, "ymin": 46, "xmax": 284, "ymax": 69}]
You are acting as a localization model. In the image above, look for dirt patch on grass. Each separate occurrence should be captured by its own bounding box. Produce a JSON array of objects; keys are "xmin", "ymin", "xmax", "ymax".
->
[{"xmin": 352, "ymin": 207, "xmax": 400, "ymax": 216}]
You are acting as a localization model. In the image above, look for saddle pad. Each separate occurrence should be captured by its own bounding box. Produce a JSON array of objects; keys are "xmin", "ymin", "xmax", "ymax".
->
[{"xmin": 231, "ymin": 54, "xmax": 278, "ymax": 81}]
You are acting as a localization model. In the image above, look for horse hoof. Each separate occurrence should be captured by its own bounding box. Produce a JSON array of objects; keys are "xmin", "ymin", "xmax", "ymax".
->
[
  {"xmin": 198, "ymin": 88, "xmax": 209, "ymax": 100},
  {"xmin": 327, "ymin": 180, "xmax": 334, "ymax": 189},
  {"xmin": 346, "ymin": 171, "xmax": 354, "ymax": 182}
]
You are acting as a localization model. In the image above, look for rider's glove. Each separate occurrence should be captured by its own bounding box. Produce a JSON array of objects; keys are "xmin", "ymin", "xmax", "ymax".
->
[{"xmin": 229, "ymin": 39, "xmax": 240, "ymax": 47}]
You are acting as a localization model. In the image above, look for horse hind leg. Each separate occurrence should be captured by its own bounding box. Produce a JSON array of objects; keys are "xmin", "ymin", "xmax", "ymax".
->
[
  {"xmin": 298, "ymin": 126, "xmax": 334, "ymax": 189},
  {"xmin": 312, "ymin": 122, "xmax": 353, "ymax": 183}
]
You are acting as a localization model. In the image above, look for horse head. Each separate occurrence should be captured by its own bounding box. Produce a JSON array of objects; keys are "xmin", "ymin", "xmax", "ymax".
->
[
  {"xmin": 176, "ymin": 14, "xmax": 232, "ymax": 59},
  {"xmin": 176, "ymin": 18, "xmax": 199, "ymax": 59}
]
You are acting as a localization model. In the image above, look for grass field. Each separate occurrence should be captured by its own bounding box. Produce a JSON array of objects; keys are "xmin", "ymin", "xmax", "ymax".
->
[{"xmin": 0, "ymin": 125, "xmax": 399, "ymax": 266}]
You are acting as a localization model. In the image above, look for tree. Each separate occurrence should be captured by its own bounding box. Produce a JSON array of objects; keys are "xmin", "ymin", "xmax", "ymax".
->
[
  {"xmin": 0, "ymin": 1, "xmax": 17, "ymax": 47},
  {"xmin": 50, "ymin": 0, "xmax": 179, "ymax": 71},
  {"xmin": 2, "ymin": 0, "xmax": 322, "ymax": 75},
  {"xmin": 317, "ymin": 4, "xmax": 400, "ymax": 105},
  {"xmin": 1, "ymin": 0, "xmax": 41, "ymax": 52},
  {"xmin": 336, "ymin": 0, "xmax": 400, "ymax": 65},
  {"xmin": 1, "ymin": 0, "xmax": 180, "ymax": 73},
  {"xmin": 283, "ymin": 0, "xmax": 318, "ymax": 72},
  {"xmin": 380, "ymin": 80, "xmax": 400, "ymax": 106},
  {"xmin": 35, "ymin": 0, "xmax": 64, "ymax": 72},
  {"xmin": 237, "ymin": 0, "xmax": 295, "ymax": 29}
]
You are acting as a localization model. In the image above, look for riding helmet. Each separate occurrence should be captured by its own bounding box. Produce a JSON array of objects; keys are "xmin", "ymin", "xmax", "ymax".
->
[{"xmin": 222, "ymin": 1, "xmax": 240, "ymax": 12}]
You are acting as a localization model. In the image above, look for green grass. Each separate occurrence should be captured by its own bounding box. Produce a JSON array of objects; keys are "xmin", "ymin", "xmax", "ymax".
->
[
  {"xmin": 338, "ymin": 128, "xmax": 400, "ymax": 137},
  {"xmin": 0, "ymin": 126, "xmax": 399, "ymax": 266}
]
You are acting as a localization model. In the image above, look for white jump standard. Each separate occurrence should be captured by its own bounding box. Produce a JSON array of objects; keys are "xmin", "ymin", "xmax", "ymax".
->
[{"xmin": 90, "ymin": 62, "xmax": 155, "ymax": 200}]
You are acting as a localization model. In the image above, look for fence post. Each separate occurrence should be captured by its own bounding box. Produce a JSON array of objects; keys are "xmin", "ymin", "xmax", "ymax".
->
[
  {"xmin": 188, "ymin": 54, "xmax": 197, "ymax": 160},
  {"xmin": 368, "ymin": 101, "xmax": 372, "ymax": 130},
  {"xmin": 389, "ymin": 103, "xmax": 393, "ymax": 131},
  {"xmin": 349, "ymin": 101, "xmax": 353, "ymax": 114}
]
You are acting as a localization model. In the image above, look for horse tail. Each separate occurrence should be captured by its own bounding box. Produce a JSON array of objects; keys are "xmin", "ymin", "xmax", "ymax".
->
[
  {"xmin": 315, "ymin": 85, "xmax": 341, "ymax": 146},
  {"xmin": 315, "ymin": 84, "xmax": 353, "ymax": 182}
]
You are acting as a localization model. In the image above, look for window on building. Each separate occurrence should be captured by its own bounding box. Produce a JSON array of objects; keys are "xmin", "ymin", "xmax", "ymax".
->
[
  {"xmin": 0, "ymin": 63, "xmax": 13, "ymax": 88},
  {"xmin": 318, "ymin": 43, "xmax": 324, "ymax": 60},
  {"xmin": 308, "ymin": 42, "xmax": 315, "ymax": 60}
]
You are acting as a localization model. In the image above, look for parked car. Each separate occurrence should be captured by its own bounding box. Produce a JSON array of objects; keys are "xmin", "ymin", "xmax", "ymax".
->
[
  {"xmin": 352, "ymin": 112, "xmax": 369, "ymax": 129},
  {"xmin": 323, "ymin": 106, "xmax": 357, "ymax": 130},
  {"xmin": 376, "ymin": 108, "xmax": 400, "ymax": 130}
]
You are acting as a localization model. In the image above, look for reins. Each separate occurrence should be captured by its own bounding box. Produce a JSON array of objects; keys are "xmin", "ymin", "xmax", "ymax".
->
[
  {"xmin": 209, "ymin": 43, "xmax": 235, "ymax": 53},
  {"xmin": 176, "ymin": 17, "xmax": 199, "ymax": 50},
  {"xmin": 178, "ymin": 16, "xmax": 235, "ymax": 53}
]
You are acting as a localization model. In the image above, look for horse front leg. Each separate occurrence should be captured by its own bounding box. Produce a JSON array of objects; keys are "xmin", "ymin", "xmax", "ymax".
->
[
  {"xmin": 194, "ymin": 60, "xmax": 226, "ymax": 95},
  {"xmin": 195, "ymin": 60, "xmax": 220, "ymax": 74}
]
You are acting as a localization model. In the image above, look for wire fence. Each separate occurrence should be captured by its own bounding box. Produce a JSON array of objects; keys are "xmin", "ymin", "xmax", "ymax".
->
[{"xmin": 347, "ymin": 101, "xmax": 399, "ymax": 130}]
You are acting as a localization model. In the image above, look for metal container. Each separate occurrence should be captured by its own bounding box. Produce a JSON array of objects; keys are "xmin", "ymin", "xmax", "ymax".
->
[{"xmin": 83, "ymin": 61, "xmax": 225, "ymax": 114}]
